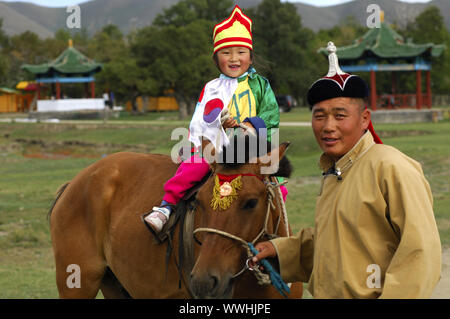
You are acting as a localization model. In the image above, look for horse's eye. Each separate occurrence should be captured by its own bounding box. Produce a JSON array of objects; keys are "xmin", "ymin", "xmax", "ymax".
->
[{"xmin": 243, "ymin": 199, "xmax": 258, "ymax": 210}]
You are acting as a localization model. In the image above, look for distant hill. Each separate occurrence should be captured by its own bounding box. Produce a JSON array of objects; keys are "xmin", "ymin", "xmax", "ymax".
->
[
  {"xmin": 0, "ymin": 0, "xmax": 449, "ymax": 38},
  {"xmin": 0, "ymin": 2, "xmax": 55, "ymax": 38},
  {"xmin": 293, "ymin": 0, "xmax": 450, "ymax": 31}
]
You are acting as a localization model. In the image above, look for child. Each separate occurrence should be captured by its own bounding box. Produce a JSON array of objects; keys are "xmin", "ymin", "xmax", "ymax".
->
[{"xmin": 144, "ymin": 5, "xmax": 286, "ymax": 233}]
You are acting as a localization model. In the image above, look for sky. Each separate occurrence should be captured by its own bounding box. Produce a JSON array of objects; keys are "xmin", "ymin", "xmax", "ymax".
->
[{"xmin": 0, "ymin": 0, "xmax": 434, "ymax": 8}]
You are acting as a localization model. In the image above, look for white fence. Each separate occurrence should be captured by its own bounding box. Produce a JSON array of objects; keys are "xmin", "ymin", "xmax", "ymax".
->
[{"xmin": 37, "ymin": 99, "xmax": 105, "ymax": 112}]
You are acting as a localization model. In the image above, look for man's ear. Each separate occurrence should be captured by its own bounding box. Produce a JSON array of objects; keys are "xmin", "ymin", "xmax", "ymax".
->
[
  {"xmin": 361, "ymin": 108, "xmax": 371, "ymax": 131},
  {"xmin": 257, "ymin": 142, "xmax": 290, "ymax": 175}
]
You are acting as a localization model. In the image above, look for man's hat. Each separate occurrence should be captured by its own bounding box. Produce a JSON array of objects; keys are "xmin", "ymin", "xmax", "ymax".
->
[
  {"xmin": 213, "ymin": 5, "xmax": 253, "ymax": 54},
  {"xmin": 307, "ymin": 42, "xmax": 368, "ymax": 107},
  {"xmin": 307, "ymin": 42, "xmax": 382, "ymax": 144}
]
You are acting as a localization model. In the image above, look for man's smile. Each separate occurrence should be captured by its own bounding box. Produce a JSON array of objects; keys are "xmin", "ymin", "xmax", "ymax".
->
[{"xmin": 322, "ymin": 136, "xmax": 339, "ymax": 146}]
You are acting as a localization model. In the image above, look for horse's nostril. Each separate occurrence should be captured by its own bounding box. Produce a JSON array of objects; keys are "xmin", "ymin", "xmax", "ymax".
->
[
  {"xmin": 191, "ymin": 271, "xmax": 221, "ymax": 297},
  {"xmin": 211, "ymin": 274, "xmax": 219, "ymax": 290},
  {"xmin": 191, "ymin": 270, "xmax": 234, "ymax": 298}
]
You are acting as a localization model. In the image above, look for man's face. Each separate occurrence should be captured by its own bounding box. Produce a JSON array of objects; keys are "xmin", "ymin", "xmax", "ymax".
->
[
  {"xmin": 216, "ymin": 46, "xmax": 252, "ymax": 78},
  {"xmin": 311, "ymin": 97, "xmax": 370, "ymax": 162}
]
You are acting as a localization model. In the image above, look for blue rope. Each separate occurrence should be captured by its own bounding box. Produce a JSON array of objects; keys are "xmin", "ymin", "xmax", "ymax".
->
[{"xmin": 247, "ymin": 242, "xmax": 290, "ymax": 297}]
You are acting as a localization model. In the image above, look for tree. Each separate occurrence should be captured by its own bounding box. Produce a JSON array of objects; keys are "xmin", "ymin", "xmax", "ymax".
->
[
  {"xmin": 87, "ymin": 24, "xmax": 126, "ymax": 63},
  {"xmin": 0, "ymin": 19, "xmax": 8, "ymax": 50},
  {"xmin": 127, "ymin": 0, "xmax": 235, "ymax": 118},
  {"xmin": 0, "ymin": 19, "xmax": 10, "ymax": 87},
  {"xmin": 403, "ymin": 6, "xmax": 450, "ymax": 94},
  {"xmin": 247, "ymin": 0, "xmax": 319, "ymax": 104},
  {"xmin": 131, "ymin": 19, "xmax": 217, "ymax": 118},
  {"xmin": 154, "ymin": 0, "xmax": 233, "ymax": 28},
  {"xmin": 405, "ymin": 6, "xmax": 447, "ymax": 45},
  {"xmin": 42, "ymin": 29, "xmax": 71, "ymax": 62},
  {"xmin": 97, "ymin": 54, "xmax": 144, "ymax": 110},
  {"xmin": 87, "ymin": 24, "xmax": 144, "ymax": 107},
  {"xmin": 4, "ymin": 31, "xmax": 47, "ymax": 87},
  {"xmin": 315, "ymin": 15, "xmax": 366, "ymax": 48}
]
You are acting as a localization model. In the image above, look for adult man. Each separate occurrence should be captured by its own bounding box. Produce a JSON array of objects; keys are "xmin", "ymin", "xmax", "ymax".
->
[{"xmin": 252, "ymin": 42, "xmax": 441, "ymax": 298}]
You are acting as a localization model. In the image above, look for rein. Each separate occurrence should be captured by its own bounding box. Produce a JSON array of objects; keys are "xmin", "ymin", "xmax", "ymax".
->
[{"xmin": 193, "ymin": 174, "xmax": 287, "ymax": 279}]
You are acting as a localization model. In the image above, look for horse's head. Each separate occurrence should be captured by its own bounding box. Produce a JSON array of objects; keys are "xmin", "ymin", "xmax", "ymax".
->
[{"xmin": 190, "ymin": 135, "xmax": 291, "ymax": 298}]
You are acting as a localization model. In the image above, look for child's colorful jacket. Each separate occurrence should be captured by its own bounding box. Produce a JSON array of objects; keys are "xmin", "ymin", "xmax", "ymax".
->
[{"xmin": 189, "ymin": 67, "xmax": 279, "ymax": 150}]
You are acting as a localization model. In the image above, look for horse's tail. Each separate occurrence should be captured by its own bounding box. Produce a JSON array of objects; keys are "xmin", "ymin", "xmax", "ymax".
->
[{"xmin": 47, "ymin": 182, "xmax": 70, "ymax": 223}]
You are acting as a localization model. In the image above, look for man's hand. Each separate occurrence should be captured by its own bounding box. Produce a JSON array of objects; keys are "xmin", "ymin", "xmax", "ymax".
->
[{"xmin": 250, "ymin": 241, "xmax": 277, "ymax": 268}]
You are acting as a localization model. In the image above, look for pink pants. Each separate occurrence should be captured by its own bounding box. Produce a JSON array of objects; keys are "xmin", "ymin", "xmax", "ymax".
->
[{"xmin": 163, "ymin": 155, "xmax": 288, "ymax": 205}]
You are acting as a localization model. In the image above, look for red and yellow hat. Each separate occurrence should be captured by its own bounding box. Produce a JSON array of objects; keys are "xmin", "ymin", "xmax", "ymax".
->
[{"xmin": 213, "ymin": 5, "xmax": 253, "ymax": 54}]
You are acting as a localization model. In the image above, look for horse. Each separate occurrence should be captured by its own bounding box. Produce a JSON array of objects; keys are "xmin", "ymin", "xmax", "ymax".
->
[{"xmin": 48, "ymin": 135, "xmax": 303, "ymax": 299}]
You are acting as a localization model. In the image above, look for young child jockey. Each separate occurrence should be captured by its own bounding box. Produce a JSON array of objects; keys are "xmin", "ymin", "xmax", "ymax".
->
[{"xmin": 144, "ymin": 5, "xmax": 287, "ymax": 233}]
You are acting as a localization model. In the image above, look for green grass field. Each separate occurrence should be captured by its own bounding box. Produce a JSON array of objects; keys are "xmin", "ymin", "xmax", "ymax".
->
[{"xmin": 0, "ymin": 108, "xmax": 448, "ymax": 298}]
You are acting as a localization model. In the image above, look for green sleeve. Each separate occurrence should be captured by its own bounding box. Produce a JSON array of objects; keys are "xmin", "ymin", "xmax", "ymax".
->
[{"xmin": 248, "ymin": 74, "xmax": 280, "ymax": 140}]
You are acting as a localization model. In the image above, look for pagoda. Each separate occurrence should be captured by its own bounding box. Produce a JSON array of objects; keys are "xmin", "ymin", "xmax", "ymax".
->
[
  {"xmin": 22, "ymin": 40, "xmax": 103, "ymax": 113},
  {"xmin": 318, "ymin": 15, "xmax": 445, "ymax": 110}
]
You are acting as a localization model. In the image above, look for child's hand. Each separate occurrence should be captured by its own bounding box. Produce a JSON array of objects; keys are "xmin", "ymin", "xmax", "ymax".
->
[
  {"xmin": 239, "ymin": 122, "xmax": 256, "ymax": 136},
  {"xmin": 240, "ymin": 122, "xmax": 254, "ymax": 130},
  {"xmin": 220, "ymin": 108, "xmax": 230, "ymax": 124},
  {"xmin": 222, "ymin": 118, "xmax": 239, "ymax": 129}
]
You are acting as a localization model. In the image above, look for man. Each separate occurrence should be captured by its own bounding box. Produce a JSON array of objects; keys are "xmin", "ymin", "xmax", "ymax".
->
[{"xmin": 252, "ymin": 42, "xmax": 441, "ymax": 298}]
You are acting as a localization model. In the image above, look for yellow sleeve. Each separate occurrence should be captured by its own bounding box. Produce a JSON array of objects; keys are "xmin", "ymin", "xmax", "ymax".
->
[
  {"xmin": 379, "ymin": 159, "xmax": 441, "ymax": 298},
  {"xmin": 270, "ymin": 227, "xmax": 314, "ymax": 283}
]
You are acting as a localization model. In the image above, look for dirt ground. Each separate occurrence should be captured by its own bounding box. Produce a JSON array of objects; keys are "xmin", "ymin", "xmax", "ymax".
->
[{"xmin": 431, "ymin": 247, "xmax": 450, "ymax": 298}]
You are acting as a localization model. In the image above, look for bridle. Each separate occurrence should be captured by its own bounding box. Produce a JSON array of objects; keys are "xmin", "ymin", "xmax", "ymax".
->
[{"xmin": 192, "ymin": 173, "xmax": 288, "ymax": 278}]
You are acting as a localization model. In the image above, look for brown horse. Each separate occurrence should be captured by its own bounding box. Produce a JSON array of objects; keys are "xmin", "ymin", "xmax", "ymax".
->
[{"xmin": 49, "ymin": 139, "xmax": 303, "ymax": 298}]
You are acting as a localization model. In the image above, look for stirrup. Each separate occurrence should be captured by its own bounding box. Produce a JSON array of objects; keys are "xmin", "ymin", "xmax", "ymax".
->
[{"xmin": 143, "ymin": 207, "xmax": 170, "ymax": 233}]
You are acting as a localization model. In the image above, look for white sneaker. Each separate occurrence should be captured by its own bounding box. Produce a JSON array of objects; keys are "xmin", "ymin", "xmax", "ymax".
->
[{"xmin": 144, "ymin": 206, "xmax": 171, "ymax": 233}]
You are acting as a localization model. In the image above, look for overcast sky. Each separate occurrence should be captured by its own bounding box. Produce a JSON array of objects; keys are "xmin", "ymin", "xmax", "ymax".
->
[{"xmin": 0, "ymin": 0, "xmax": 434, "ymax": 8}]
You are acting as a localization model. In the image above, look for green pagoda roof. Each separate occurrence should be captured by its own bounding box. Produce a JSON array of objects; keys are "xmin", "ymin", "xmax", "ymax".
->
[
  {"xmin": 318, "ymin": 22, "xmax": 445, "ymax": 62},
  {"xmin": 0, "ymin": 87, "xmax": 20, "ymax": 94},
  {"xmin": 22, "ymin": 41, "xmax": 102, "ymax": 76}
]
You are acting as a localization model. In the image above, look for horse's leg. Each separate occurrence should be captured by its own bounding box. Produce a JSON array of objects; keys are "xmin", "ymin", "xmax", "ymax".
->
[
  {"xmin": 54, "ymin": 254, "xmax": 105, "ymax": 298},
  {"xmin": 99, "ymin": 268, "xmax": 130, "ymax": 299},
  {"xmin": 51, "ymin": 171, "xmax": 113, "ymax": 298},
  {"xmin": 52, "ymin": 229, "xmax": 106, "ymax": 298}
]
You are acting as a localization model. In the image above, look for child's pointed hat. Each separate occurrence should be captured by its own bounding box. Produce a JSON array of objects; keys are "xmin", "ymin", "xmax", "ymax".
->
[{"xmin": 213, "ymin": 5, "xmax": 253, "ymax": 54}]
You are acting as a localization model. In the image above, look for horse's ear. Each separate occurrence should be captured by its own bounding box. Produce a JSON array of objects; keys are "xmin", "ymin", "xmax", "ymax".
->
[
  {"xmin": 273, "ymin": 141, "xmax": 290, "ymax": 160},
  {"xmin": 201, "ymin": 137, "xmax": 217, "ymax": 171},
  {"xmin": 257, "ymin": 141, "xmax": 290, "ymax": 175}
]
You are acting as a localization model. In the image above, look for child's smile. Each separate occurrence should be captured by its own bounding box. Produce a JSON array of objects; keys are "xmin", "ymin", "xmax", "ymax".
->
[{"xmin": 217, "ymin": 47, "xmax": 252, "ymax": 78}]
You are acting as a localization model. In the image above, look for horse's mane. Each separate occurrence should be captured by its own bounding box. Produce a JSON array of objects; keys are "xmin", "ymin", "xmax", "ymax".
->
[{"xmin": 218, "ymin": 134, "xmax": 293, "ymax": 178}]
